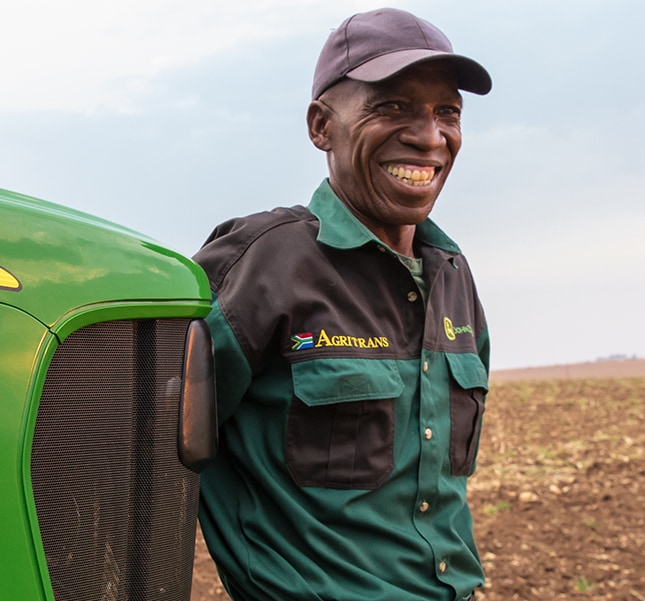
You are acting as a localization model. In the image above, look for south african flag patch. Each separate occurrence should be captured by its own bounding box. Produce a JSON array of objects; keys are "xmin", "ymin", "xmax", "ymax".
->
[{"xmin": 291, "ymin": 332, "xmax": 314, "ymax": 350}]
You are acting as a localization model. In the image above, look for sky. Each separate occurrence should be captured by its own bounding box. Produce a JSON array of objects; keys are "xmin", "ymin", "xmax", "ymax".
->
[{"xmin": 1, "ymin": 0, "xmax": 643, "ymax": 370}]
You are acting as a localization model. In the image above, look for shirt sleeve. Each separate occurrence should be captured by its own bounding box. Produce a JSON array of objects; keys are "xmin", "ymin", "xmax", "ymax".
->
[
  {"xmin": 205, "ymin": 292, "xmax": 253, "ymax": 425},
  {"xmin": 476, "ymin": 322, "xmax": 491, "ymax": 379}
]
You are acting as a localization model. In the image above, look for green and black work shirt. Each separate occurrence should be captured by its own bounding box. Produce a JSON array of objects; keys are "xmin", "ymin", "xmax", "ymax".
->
[{"xmin": 194, "ymin": 179, "xmax": 490, "ymax": 601}]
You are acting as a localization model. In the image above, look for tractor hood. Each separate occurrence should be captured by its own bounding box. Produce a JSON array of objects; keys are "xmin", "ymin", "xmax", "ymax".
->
[{"xmin": 0, "ymin": 188, "xmax": 211, "ymax": 330}]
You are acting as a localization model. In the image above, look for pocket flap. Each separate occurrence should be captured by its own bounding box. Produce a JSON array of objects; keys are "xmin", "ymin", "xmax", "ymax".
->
[
  {"xmin": 292, "ymin": 358, "xmax": 404, "ymax": 406},
  {"xmin": 445, "ymin": 353, "xmax": 489, "ymax": 391}
]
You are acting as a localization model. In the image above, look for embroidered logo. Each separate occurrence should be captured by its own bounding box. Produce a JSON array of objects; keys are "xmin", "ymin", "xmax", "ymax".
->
[
  {"xmin": 291, "ymin": 332, "xmax": 314, "ymax": 350},
  {"xmin": 292, "ymin": 329, "xmax": 390, "ymax": 350},
  {"xmin": 443, "ymin": 317, "xmax": 473, "ymax": 341},
  {"xmin": 315, "ymin": 328, "xmax": 389, "ymax": 349}
]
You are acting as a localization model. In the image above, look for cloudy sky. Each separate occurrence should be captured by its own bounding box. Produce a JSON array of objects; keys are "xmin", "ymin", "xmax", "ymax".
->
[{"xmin": 1, "ymin": 0, "xmax": 643, "ymax": 370}]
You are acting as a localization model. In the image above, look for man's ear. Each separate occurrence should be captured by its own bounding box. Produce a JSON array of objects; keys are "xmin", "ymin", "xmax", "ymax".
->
[{"xmin": 307, "ymin": 100, "xmax": 333, "ymax": 151}]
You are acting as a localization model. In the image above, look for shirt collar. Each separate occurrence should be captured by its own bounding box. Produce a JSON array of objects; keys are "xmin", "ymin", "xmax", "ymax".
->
[{"xmin": 308, "ymin": 179, "xmax": 461, "ymax": 254}]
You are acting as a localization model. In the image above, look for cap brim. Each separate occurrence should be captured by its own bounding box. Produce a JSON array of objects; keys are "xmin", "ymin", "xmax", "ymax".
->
[{"xmin": 346, "ymin": 48, "xmax": 492, "ymax": 95}]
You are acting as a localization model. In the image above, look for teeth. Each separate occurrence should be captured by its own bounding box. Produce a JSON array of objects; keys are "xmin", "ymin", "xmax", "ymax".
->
[{"xmin": 386, "ymin": 164, "xmax": 435, "ymax": 186}]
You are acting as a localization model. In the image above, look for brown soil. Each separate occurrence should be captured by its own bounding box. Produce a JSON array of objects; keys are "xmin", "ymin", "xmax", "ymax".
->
[
  {"xmin": 190, "ymin": 364, "xmax": 645, "ymax": 600},
  {"xmin": 491, "ymin": 358, "xmax": 645, "ymax": 383}
]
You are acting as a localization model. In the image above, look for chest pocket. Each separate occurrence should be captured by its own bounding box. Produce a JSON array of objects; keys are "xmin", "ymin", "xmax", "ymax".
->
[
  {"xmin": 446, "ymin": 353, "xmax": 489, "ymax": 477},
  {"xmin": 286, "ymin": 358, "xmax": 403, "ymax": 490}
]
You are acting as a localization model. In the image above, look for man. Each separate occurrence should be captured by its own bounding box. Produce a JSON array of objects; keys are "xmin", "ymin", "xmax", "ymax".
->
[{"xmin": 194, "ymin": 8, "xmax": 492, "ymax": 601}]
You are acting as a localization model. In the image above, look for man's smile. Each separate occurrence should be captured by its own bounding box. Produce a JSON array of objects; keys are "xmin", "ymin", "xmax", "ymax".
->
[{"xmin": 384, "ymin": 163, "xmax": 437, "ymax": 187}]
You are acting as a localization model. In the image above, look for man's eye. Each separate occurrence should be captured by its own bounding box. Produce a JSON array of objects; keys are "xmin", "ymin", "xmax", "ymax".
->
[
  {"xmin": 438, "ymin": 106, "xmax": 461, "ymax": 117},
  {"xmin": 378, "ymin": 101, "xmax": 404, "ymax": 112}
]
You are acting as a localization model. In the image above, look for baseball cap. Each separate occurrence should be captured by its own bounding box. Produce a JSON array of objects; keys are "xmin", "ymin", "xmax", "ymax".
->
[{"xmin": 312, "ymin": 8, "xmax": 492, "ymax": 99}]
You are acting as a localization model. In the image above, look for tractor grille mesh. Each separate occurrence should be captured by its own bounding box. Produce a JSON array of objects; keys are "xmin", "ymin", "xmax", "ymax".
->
[{"xmin": 31, "ymin": 319, "xmax": 199, "ymax": 601}]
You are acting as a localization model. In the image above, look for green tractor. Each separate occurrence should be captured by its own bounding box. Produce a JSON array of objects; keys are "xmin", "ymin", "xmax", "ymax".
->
[{"xmin": 0, "ymin": 188, "xmax": 217, "ymax": 601}]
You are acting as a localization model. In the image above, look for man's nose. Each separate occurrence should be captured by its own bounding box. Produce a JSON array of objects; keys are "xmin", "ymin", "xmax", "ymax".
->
[{"xmin": 398, "ymin": 112, "xmax": 445, "ymax": 149}]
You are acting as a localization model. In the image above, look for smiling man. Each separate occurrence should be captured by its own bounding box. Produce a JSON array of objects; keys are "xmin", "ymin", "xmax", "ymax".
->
[
  {"xmin": 309, "ymin": 60, "xmax": 464, "ymax": 256},
  {"xmin": 194, "ymin": 8, "xmax": 493, "ymax": 601}
]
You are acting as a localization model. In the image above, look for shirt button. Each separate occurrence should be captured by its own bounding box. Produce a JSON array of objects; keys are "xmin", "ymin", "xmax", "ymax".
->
[
  {"xmin": 422, "ymin": 360, "xmax": 429, "ymax": 372},
  {"xmin": 377, "ymin": 245, "xmax": 386, "ymax": 253},
  {"xmin": 419, "ymin": 501, "xmax": 429, "ymax": 513},
  {"xmin": 407, "ymin": 291, "xmax": 418, "ymax": 302},
  {"xmin": 424, "ymin": 428, "xmax": 433, "ymax": 440},
  {"xmin": 439, "ymin": 560, "xmax": 447, "ymax": 573}
]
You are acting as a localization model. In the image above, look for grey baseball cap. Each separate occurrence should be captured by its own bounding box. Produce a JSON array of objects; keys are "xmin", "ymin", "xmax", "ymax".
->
[{"xmin": 312, "ymin": 8, "xmax": 492, "ymax": 99}]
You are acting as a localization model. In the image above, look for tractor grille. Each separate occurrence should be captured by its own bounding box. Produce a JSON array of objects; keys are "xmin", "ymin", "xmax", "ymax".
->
[{"xmin": 30, "ymin": 319, "xmax": 200, "ymax": 601}]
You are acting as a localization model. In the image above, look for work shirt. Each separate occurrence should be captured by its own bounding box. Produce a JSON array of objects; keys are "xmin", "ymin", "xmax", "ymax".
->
[{"xmin": 194, "ymin": 179, "xmax": 490, "ymax": 601}]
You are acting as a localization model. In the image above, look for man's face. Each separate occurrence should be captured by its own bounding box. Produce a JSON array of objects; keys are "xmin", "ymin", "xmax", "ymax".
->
[{"xmin": 310, "ymin": 62, "xmax": 463, "ymax": 233}]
